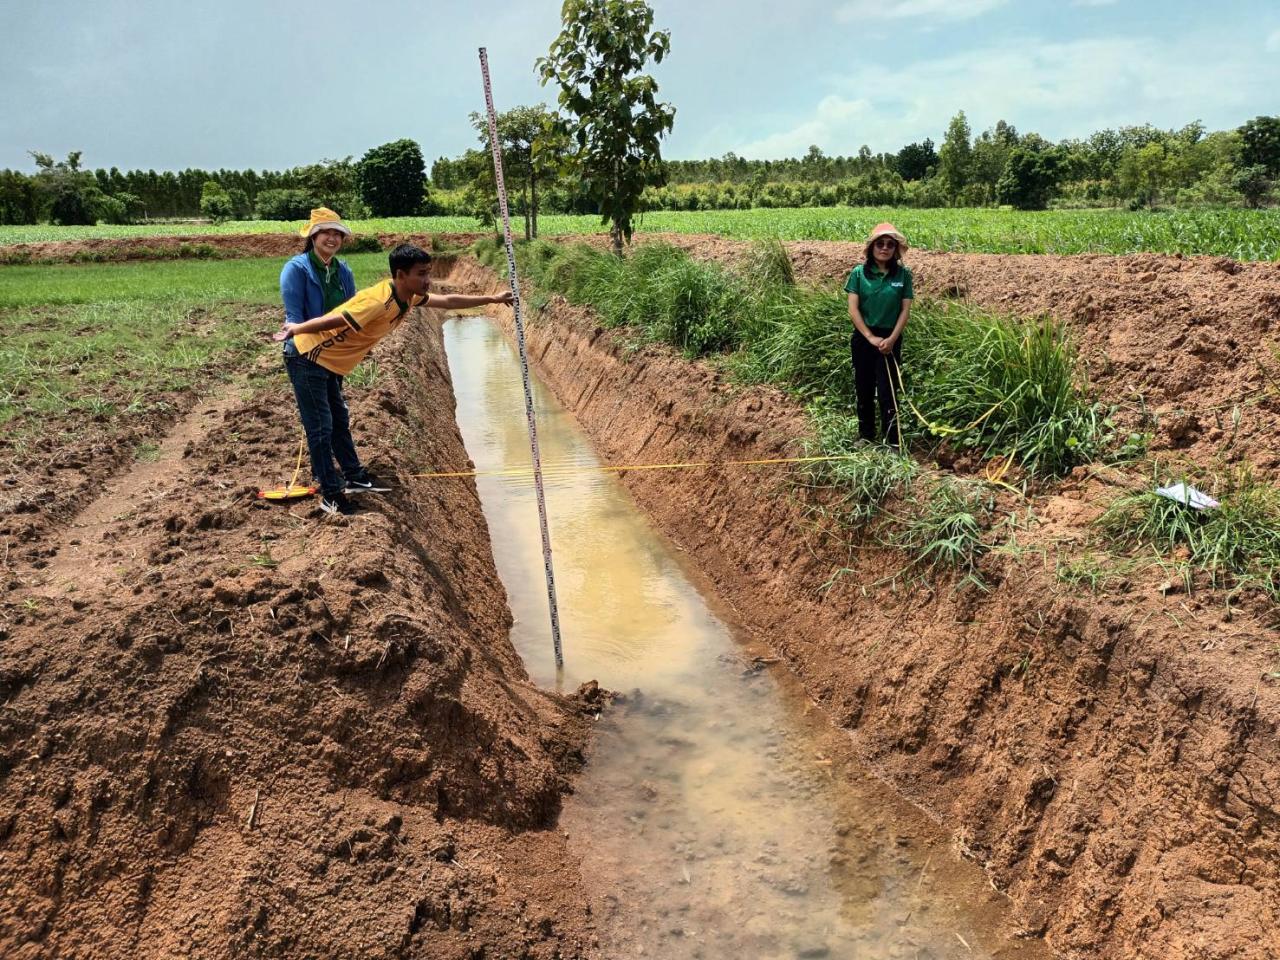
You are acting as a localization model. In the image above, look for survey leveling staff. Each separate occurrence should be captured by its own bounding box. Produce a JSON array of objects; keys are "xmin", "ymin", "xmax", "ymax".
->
[{"xmin": 274, "ymin": 243, "xmax": 513, "ymax": 517}]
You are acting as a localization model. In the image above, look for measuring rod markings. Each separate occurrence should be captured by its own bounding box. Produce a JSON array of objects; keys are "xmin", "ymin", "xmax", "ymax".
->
[{"xmin": 478, "ymin": 47, "xmax": 565, "ymax": 672}]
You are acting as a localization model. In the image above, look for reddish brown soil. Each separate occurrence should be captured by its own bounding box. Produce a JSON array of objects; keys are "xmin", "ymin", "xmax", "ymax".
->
[
  {"xmin": 0, "ymin": 287, "xmax": 597, "ymax": 957},
  {"xmin": 0, "ymin": 232, "xmax": 484, "ymax": 265},
  {"xmin": 572, "ymin": 232, "xmax": 1280, "ymax": 476},
  {"xmin": 457, "ymin": 254, "xmax": 1280, "ymax": 960}
]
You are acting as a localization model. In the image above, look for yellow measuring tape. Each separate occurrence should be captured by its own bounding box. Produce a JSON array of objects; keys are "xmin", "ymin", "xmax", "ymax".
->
[
  {"xmin": 886, "ymin": 354, "xmax": 1014, "ymax": 438},
  {"xmin": 410, "ymin": 454, "xmax": 861, "ymax": 480}
]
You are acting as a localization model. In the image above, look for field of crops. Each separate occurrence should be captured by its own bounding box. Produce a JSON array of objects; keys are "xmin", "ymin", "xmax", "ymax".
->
[{"xmin": 3, "ymin": 206, "xmax": 1279, "ymax": 260}]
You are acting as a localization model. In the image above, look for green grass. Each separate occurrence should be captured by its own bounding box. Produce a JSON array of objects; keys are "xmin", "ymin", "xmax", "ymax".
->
[
  {"xmin": 905, "ymin": 303, "xmax": 1107, "ymax": 475},
  {"xmin": 799, "ymin": 409, "xmax": 918, "ymax": 524},
  {"xmin": 505, "ymin": 237, "xmax": 1019, "ymax": 586},
  {"xmin": 891, "ymin": 476, "xmax": 993, "ymax": 583},
  {"xmin": 1099, "ymin": 468, "xmax": 1280, "ymax": 599},
  {"xmin": 0, "ymin": 300, "xmax": 263, "ymax": 435},
  {"xmin": 4, "ymin": 206, "xmax": 1279, "ymax": 260},
  {"xmin": 513, "ymin": 238, "xmax": 1103, "ymax": 476},
  {"xmin": 0, "ymin": 252, "xmax": 391, "ymax": 308}
]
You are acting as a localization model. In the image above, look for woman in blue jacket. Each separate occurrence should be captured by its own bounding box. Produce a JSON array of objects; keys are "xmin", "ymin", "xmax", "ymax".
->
[
  {"xmin": 280, "ymin": 208, "xmax": 370, "ymax": 507},
  {"xmin": 281, "ymin": 207, "xmax": 356, "ymax": 325}
]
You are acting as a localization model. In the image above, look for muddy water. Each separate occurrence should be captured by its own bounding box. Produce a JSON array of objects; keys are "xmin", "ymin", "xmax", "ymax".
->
[{"xmin": 444, "ymin": 317, "xmax": 1048, "ymax": 960}]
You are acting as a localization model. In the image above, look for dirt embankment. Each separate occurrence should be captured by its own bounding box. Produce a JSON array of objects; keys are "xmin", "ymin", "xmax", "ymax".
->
[
  {"xmin": 574, "ymin": 232, "xmax": 1280, "ymax": 475},
  {"xmin": 0, "ymin": 285, "xmax": 597, "ymax": 957},
  {"xmin": 0, "ymin": 232, "xmax": 485, "ymax": 265},
  {"xmin": 457, "ymin": 255, "xmax": 1280, "ymax": 960}
]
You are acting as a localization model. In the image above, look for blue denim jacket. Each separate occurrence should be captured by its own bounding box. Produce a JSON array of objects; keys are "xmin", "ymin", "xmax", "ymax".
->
[{"xmin": 280, "ymin": 252, "xmax": 356, "ymax": 325}]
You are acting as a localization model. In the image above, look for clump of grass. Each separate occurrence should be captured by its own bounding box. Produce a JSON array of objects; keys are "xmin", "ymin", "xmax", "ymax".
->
[
  {"xmin": 737, "ymin": 238, "xmax": 794, "ymax": 290},
  {"xmin": 520, "ymin": 241, "xmax": 744, "ymax": 357},
  {"xmin": 737, "ymin": 286, "xmax": 855, "ymax": 403},
  {"xmin": 892, "ymin": 476, "xmax": 993, "ymax": 583},
  {"xmin": 1100, "ymin": 467, "xmax": 1280, "ymax": 599},
  {"xmin": 799, "ymin": 408, "xmax": 916, "ymax": 524},
  {"xmin": 906, "ymin": 303, "xmax": 1104, "ymax": 475}
]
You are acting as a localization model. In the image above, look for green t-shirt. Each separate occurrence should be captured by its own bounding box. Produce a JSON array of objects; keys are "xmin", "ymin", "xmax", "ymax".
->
[
  {"xmin": 309, "ymin": 250, "xmax": 349, "ymax": 314},
  {"xmin": 844, "ymin": 263, "xmax": 914, "ymax": 332}
]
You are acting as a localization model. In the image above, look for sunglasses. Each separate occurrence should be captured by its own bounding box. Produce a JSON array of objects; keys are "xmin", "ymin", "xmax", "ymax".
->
[{"xmin": 873, "ymin": 237, "xmax": 898, "ymax": 248}]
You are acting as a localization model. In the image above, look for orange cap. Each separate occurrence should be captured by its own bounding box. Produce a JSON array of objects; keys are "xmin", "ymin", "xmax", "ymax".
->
[{"xmin": 867, "ymin": 222, "xmax": 908, "ymax": 251}]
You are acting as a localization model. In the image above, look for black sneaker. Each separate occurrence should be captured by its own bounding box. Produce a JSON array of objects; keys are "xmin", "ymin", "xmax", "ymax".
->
[
  {"xmin": 319, "ymin": 491, "xmax": 359, "ymax": 516},
  {"xmin": 344, "ymin": 472, "xmax": 391, "ymax": 494}
]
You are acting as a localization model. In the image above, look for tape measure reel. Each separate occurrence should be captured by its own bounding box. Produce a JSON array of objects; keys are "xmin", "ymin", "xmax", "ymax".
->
[{"xmin": 258, "ymin": 439, "xmax": 317, "ymax": 502}]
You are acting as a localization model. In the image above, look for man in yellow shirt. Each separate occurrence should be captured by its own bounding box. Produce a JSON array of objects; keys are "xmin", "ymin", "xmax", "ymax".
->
[{"xmin": 274, "ymin": 243, "xmax": 512, "ymax": 516}]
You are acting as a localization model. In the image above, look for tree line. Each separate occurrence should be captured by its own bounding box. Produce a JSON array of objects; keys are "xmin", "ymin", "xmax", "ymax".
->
[{"xmin": 0, "ymin": 139, "xmax": 429, "ymax": 226}]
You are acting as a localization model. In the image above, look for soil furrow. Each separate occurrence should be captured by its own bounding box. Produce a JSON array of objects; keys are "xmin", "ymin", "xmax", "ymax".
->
[{"xmin": 0, "ymin": 295, "xmax": 596, "ymax": 959}]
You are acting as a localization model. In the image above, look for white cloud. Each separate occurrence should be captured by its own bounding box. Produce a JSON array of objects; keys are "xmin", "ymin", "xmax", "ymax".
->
[
  {"xmin": 1266, "ymin": 28, "xmax": 1280, "ymax": 53},
  {"xmin": 727, "ymin": 33, "xmax": 1277, "ymax": 159},
  {"xmin": 835, "ymin": 0, "xmax": 1006, "ymax": 24}
]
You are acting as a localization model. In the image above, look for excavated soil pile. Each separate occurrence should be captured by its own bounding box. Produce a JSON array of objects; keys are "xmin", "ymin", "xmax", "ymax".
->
[
  {"xmin": 458, "ymin": 255, "xmax": 1280, "ymax": 960},
  {"xmin": 0, "ymin": 232, "xmax": 484, "ymax": 265},
  {"xmin": 574, "ymin": 233, "xmax": 1280, "ymax": 476},
  {"xmin": 0, "ymin": 283, "xmax": 596, "ymax": 958}
]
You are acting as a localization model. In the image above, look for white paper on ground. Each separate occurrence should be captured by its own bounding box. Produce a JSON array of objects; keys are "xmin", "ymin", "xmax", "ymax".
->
[{"xmin": 1155, "ymin": 482, "xmax": 1220, "ymax": 510}]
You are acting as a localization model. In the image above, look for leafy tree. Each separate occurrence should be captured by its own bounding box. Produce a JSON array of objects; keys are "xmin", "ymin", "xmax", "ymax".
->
[
  {"xmin": 469, "ymin": 104, "xmax": 565, "ymax": 240},
  {"xmin": 225, "ymin": 186, "xmax": 251, "ymax": 219},
  {"xmin": 199, "ymin": 180, "xmax": 234, "ymax": 222},
  {"xmin": 0, "ymin": 170, "xmax": 41, "ymax": 224},
  {"xmin": 31, "ymin": 151, "xmax": 105, "ymax": 225},
  {"xmin": 938, "ymin": 111, "xmax": 973, "ymax": 204},
  {"xmin": 356, "ymin": 139, "xmax": 426, "ymax": 216},
  {"xmin": 970, "ymin": 121, "xmax": 1019, "ymax": 204},
  {"xmin": 254, "ymin": 188, "xmax": 315, "ymax": 221},
  {"xmin": 1232, "ymin": 165, "xmax": 1275, "ymax": 208},
  {"xmin": 538, "ymin": 0, "xmax": 676, "ymax": 255},
  {"xmin": 895, "ymin": 139, "xmax": 937, "ymax": 181},
  {"xmin": 1239, "ymin": 116, "xmax": 1280, "ymax": 177},
  {"xmin": 996, "ymin": 147, "xmax": 1066, "ymax": 210}
]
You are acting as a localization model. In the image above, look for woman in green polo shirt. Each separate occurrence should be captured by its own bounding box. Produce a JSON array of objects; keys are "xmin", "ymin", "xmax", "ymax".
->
[{"xmin": 845, "ymin": 222, "xmax": 914, "ymax": 445}]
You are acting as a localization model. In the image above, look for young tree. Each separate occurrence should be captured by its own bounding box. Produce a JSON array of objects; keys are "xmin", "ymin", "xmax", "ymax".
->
[
  {"xmin": 938, "ymin": 111, "xmax": 973, "ymax": 204},
  {"xmin": 357, "ymin": 139, "xmax": 427, "ymax": 217},
  {"xmin": 469, "ymin": 104, "xmax": 564, "ymax": 240},
  {"xmin": 199, "ymin": 180, "xmax": 234, "ymax": 222},
  {"xmin": 538, "ymin": 0, "xmax": 675, "ymax": 255}
]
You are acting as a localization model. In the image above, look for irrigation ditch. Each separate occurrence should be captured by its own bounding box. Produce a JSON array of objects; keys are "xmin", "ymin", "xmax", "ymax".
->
[
  {"xmin": 1, "ymin": 240, "xmax": 1277, "ymax": 959},
  {"xmin": 449, "ymin": 248, "xmax": 1279, "ymax": 960}
]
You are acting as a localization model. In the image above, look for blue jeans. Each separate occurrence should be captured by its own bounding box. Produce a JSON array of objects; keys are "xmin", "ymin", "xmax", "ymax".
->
[{"xmin": 284, "ymin": 342, "xmax": 362, "ymax": 497}]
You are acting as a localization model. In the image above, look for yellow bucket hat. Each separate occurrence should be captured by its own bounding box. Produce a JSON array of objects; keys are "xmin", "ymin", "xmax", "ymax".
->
[{"xmin": 299, "ymin": 207, "xmax": 352, "ymax": 239}]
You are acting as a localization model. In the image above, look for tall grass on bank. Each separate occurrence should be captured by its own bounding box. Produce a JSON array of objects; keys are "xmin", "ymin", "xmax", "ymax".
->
[
  {"xmin": 800, "ymin": 408, "xmax": 918, "ymax": 524},
  {"xmin": 907, "ymin": 304, "xmax": 1105, "ymax": 475},
  {"xmin": 504, "ymin": 237, "xmax": 1103, "ymax": 476},
  {"xmin": 1100, "ymin": 468, "xmax": 1280, "ymax": 599}
]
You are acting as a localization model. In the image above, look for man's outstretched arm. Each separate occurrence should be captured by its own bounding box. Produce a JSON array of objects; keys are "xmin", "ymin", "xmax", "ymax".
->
[{"xmin": 426, "ymin": 291, "xmax": 513, "ymax": 310}]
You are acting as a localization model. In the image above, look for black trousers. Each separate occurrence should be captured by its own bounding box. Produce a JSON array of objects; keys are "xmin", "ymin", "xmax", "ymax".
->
[{"xmin": 850, "ymin": 331, "xmax": 903, "ymax": 444}]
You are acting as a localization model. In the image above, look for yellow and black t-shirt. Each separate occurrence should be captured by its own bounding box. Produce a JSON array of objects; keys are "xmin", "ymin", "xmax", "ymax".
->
[{"xmin": 293, "ymin": 280, "xmax": 427, "ymax": 376}]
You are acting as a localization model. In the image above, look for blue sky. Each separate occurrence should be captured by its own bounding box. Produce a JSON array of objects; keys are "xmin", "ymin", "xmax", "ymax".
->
[{"xmin": 2, "ymin": 0, "xmax": 1278, "ymax": 172}]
